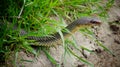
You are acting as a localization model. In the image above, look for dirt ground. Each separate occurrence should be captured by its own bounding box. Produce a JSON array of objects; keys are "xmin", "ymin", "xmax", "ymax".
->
[{"xmin": 1, "ymin": 0, "xmax": 120, "ymax": 67}]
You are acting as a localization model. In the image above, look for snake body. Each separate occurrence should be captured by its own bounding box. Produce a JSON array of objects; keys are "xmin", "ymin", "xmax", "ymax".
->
[
  {"xmin": 21, "ymin": 17, "xmax": 101, "ymax": 46},
  {"xmin": 1, "ymin": 17, "xmax": 101, "ymax": 46}
]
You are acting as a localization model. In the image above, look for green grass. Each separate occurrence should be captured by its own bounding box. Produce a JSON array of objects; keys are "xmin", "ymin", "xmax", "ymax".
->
[
  {"xmin": 79, "ymin": 28, "xmax": 115, "ymax": 56},
  {"xmin": 0, "ymin": 0, "xmax": 114, "ymax": 67}
]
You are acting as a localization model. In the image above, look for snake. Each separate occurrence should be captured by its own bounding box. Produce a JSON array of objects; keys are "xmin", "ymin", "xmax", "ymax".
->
[{"xmin": 1, "ymin": 17, "xmax": 101, "ymax": 46}]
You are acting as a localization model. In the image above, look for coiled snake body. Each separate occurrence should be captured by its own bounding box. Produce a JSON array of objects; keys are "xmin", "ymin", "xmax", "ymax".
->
[{"xmin": 2, "ymin": 17, "xmax": 102, "ymax": 46}]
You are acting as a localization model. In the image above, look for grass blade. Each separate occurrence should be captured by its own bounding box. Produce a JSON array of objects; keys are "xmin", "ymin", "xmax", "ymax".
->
[{"xmin": 67, "ymin": 47, "xmax": 94, "ymax": 67}]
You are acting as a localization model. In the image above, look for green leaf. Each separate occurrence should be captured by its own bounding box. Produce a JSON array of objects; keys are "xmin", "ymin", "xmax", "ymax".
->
[
  {"xmin": 21, "ymin": 59, "xmax": 33, "ymax": 62},
  {"xmin": 43, "ymin": 48, "xmax": 57, "ymax": 65},
  {"xmin": 80, "ymin": 46, "xmax": 94, "ymax": 53},
  {"xmin": 67, "ymin": 47, "xmax": 94, "ymax": 67},
  {"xmin": 95, "ymin": 40, "xmax": 115, "ymax": 56},
  {"xmin": 22, "ymin": 41, "xmax": 37, "ymax": 55}
]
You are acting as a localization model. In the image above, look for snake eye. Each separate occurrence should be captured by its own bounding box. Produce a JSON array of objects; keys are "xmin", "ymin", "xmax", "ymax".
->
[{"xmin": 90, "ymin": 20, "xmax": 101, "ymax": 25}]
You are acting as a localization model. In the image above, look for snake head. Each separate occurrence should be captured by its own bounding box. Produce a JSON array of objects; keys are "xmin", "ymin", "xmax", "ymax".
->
[
  {"xmin": 89, "ymin": 18, "xmax": 102, "ymax": 25},
  {"xmin": 75, "ymin": 17, "xmax": 102, "ymax": 26}
]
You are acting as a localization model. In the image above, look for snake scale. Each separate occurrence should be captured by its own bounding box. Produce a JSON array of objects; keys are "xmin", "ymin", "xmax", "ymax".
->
[{"xmin": 1, "ymin": 17, "xmax": 102, "ymax": 46}]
